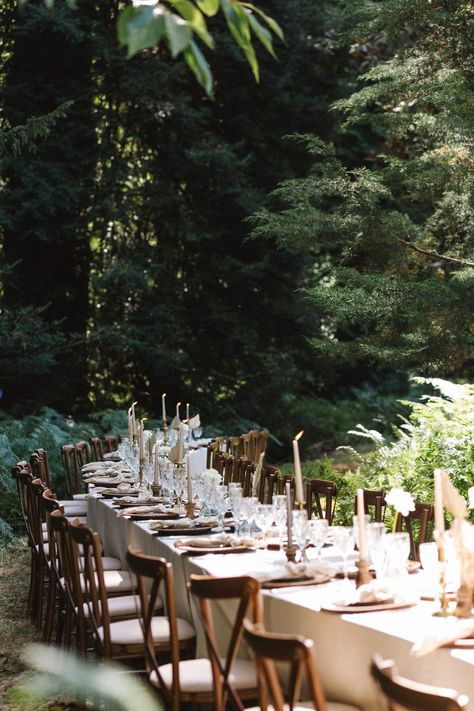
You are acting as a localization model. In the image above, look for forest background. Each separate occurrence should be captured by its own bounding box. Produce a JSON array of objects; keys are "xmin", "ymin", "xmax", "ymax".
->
[{"xmin": 1, "ymin": 0, "xmax": 474, "ymax": 533}]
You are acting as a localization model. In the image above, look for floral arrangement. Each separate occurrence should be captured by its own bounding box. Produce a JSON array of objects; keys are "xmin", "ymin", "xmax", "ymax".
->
[
  {"xmin": 199, "ymin": 468, "xmax": 222, "ymax": 487},
  {"xmin": 158, "ymin": 445, "xmax": 171, "ymax": 458},
  {"xmin": 385, "ymin": 487, "xmax": 415, "ymax": 531}
]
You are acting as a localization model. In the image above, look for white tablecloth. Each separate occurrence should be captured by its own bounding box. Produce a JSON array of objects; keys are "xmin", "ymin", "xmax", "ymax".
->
[{"xmin": 88, "ymin": 496, "xmax": 474, "ymax": 710}]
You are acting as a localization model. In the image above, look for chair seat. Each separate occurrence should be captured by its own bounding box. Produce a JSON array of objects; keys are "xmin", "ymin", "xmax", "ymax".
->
[
  {"xmin": 245, "ymin": 703, "xmax": 359, "ymax": 710},
  {"xmin": 72, "ymin": 493, "xmax": 88, "ymax": 500},
  {"xmin": 152, "ymin": 657, "xmax": 257, "ymax": 694},
  {"xmin": 60, "ymin": 501, "xmax": 88, "ymax": 516},
  {"xmin": 98, "ymin": 616, "xmax": 195, "ymax": 646},
  {"xmin": 79, "ymin": 556, "xmax": 122, "ymax": 572},
  {"xmin": 81, "ymin": 593, "xmax": 163, "ymax": 618},
  {"xmin": 61, "ymin": 569, "xmax": 135, "ymax": 594}
]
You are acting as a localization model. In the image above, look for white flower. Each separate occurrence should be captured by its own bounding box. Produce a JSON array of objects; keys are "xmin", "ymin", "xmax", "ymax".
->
[
  {"xmin": 158, "ymin": 445, "xmax": 171, "ymax": 457},
  {"xmin": 468, "ymin": 486, "xmax": 474, "ymax": 509},
  {"xmin": 385, "ymin": 487, "xmax": 416, "ymax": 517},
  {"xmin": 200, "ymin": 468, "xmax": 222, "ymax": 487}
]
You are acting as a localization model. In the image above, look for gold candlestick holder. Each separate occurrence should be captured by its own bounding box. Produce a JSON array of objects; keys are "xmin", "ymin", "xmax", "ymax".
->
[
  {"xmin": 138, "ymin": 459, "xmax": 148, "ymax": 490},
  {"xmin": 356, "ymin": 559, "xmax": 372, "ymax": 588},
  {"xmin": 284, "ymin": 543, "xmax": 298, "ymax": 563},
  {"xmin": 433, "ymin": 532, "xmax": 452, "ymax": 617},
  {"xmin": 162, "ymin": 421, "xmax": 169, "ymax": 446},
  {"xmin": 151, "ymin": 483, "xmax": 161, "ymax": 498},
  {"xmin": 185, "ymin": 500, "xmax": 196, "ymax": 519}
]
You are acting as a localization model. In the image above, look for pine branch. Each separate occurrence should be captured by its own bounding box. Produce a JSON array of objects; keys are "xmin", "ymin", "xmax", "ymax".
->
[{"xmin": 399, "ymin": 239, "xmax": 474, "ymax": 268}]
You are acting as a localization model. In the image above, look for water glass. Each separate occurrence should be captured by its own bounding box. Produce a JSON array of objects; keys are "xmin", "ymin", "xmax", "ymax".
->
[
  {"xmin": 307, "ymin": 519, "xmax": 329, "ymax": 559},
  {"xmin": 366, "ymin": 522, "xmax": 386, "ymax": 578},
  {"xmin": 292, "ymin": 510, "xmax": 309, "ymax": 560},
  {"xmin": 383, "ymin": 532, "xmax": 410, "ymax": 577},
  {"xmin": 331, "ymin": 526, "xmax": 354, "ymax": 580},
  {"xmin": 254, "ymin": 503, "xmax": 274, "ymax": 543}
]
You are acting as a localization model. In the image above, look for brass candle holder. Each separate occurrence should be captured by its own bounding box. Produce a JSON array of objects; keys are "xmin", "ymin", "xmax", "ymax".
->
[
  {"xmin": 137, "ymin": 459, "xmax": 148, "ymax": 490},
  {"xmin": 433, "ymin": 532, "xmax": 452, "ymax": 617},
  {"xmin": 151, "ymin": 483, "xmax": 162, "ymax": 498},
  {"xmin": 162, "ymin": 421, "xmax": 169, "ymax": 446},
  {"xmin": 185, "ymin": 500, "xmax": 196, "ymax": 519},
  {"xmin": 355, "ymin": 559, "xmax": 372, "ymax": 588},
  {"xmin": 284, "ymin": 543, "xmax": 298, "ymax": 563}
]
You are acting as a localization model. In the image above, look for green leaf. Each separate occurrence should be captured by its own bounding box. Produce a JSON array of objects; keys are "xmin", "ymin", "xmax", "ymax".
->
[
  {"xmin": 247, "ymin": 13, "xmax": 276, "ymax": 58},
  {"xmin": 117, "ymin": 6, "xmax": 165, "ymax": 58},
  {"xmin": 195, "ymin": 0, "xmax": 219, "ymax": 17},
  {"xmin": 163, "ymin": 10, "xmax": 193, "ymax": 58},
  {"xmin": 242, "ymin": 2, "xmax": 284, "ymax": 42},
  {"xmin": 183, "ymin": 39, "xmax": 213, "ymax": 97},
  {"xmin": 220, "ymin": 0, "xmax": 259, "ymax": 81},
  {"xmin": 167, "ymin": 0, "xmax": 214, "ymax": 49}
]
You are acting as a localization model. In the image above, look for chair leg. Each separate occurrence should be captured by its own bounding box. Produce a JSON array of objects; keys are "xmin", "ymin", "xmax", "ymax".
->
[
  {"xmin": 43, "ymin": 576, "xmax": 57, "ymax": 643},
  {"xmin": 35, "ymin": 565, "xmax": 45, "ymax": 631},
  {"xmin": 63, "ymin": 601, "xmax": 73, "ymax": 650}
]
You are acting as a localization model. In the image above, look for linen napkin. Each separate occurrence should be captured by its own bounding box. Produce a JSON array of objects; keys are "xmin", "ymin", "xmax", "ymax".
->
[
  {"xmin": 82, "ymin": 461, "xmax": 121, "ymax": 474},
  {"xmin": 252, "ymin": 560, "xmax": 337, "ymax": 583},
  {"xmin": 412, "ymin": 619, "xmax": 474, "ymax": 656},
  {"xmin": 333, "ymin": 579, "xmax": 416, "ymax": 607},
  {"xmin": 84, "ymin": 473, "xmax": 135, "ymax": 487},
  {"xmin": 117, "ymin": 503, "xmax": 169, "ymax": 517},
  {"xmin": 174, "ymin": 533, "xmax": 256, "ymax": 549},
  {"xmin": 112, "ymin": 495, "xmax": 167, "ymax": 506},
  {"xmin": 149, "ymin": 517, "xmax": 219, "ymax": 531},
  {"xmin": 103, "ymin": 452, "xmax": 122, "ymax": 462}
]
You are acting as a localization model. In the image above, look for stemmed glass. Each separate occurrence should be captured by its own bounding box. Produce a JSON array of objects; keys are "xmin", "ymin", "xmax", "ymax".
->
[
  {"xmin": 331, "ymin": 526, "xmax": 354, "ymax": 582},
  {"xmin": 307, "ymin": 519, "xmax": 329, "ymax": 559},
  {"xmin": 383, "ymin": 532, "xmax": 410, "ymax": 578},
  {"xmin": 272, "ymin": 494, "xmax": 288, "ymax": 547},
  {"xmin": 254, "ymin": 503, "xmax": 274, "ymax": 546},
  {"xmin": 367, "ymin": 522, "xmax": 386, "ymax": 579},
  {"xmin": 212, "ymin": 485, "xmax": 229, "ymax": 530},
  {"xmin": 240, "ymin": 497, "xmax": 258, "ymax": 537},
  {"xmin": 292, "ymin": 510, "xmax": 309, "ymax": 562}
]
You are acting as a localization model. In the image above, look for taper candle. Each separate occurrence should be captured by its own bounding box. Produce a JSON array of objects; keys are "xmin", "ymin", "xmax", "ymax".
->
[
  {"xmin": 139, "ymin": 419, "xmax": 145, "ymax": 462},
  {"xmin": 293, "ymin": 430, "xmax": 305, "ymax": 505},
  {"xmin": 186, "ymin": 402, "xmax": 190, "ymax": 421},
  {"xmin": 153, "ymin": 443, "xmax": 160, "ymax": 486},
  {"xmin": 286, "ymin": 481, "xmax": 293, "ymax": 546},
  {"xmin": 434, "ymin": 469, "xmax": 445, "ymax": 534},
  {"xmin": 356, "ymin": 488, "xmax": 368, "ymax": 560},
  {"xmin": 186, "ymin": 451, "xmax": 193, "ymax": 503},
  {"xmin": 176, "ymin": 401, "xmax": 181, "ymax": 419},
  {"xmin": 162, "ymin": 393, "xmax": 167, "ymax": 423}
]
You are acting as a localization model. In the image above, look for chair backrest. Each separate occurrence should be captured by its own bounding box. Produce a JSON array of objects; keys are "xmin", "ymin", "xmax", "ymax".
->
[
  {"xmin": 213, "ymin": 451, "xmax": 226, "ymax": 478},
  {"xmin": 49, "ymin": 510, "xmax": 77, "ymax": 637},
  {"xmin": 30, "ymin": 449, "xmax": 51, "ymax": 488},
  {"xmin": 75, "ymin": 440, "xmax": 92, "ymax": 468},
  {"xmin": 242, "ymin": 460, "xmax": 255, "ymax": 497},
  {"xmin": 242, "ymin": 620, "xmax": 327, "ymax": 711},
  {"xmin": 354, "ymin": 489, "xmax": 386, "ymax": 523},
  {"xmin": 278, "ymin": 475, "xmax": 295, "ymax": 503},
  {"xmin": 241, "ymin": 431, "xmax": 269, "ymax": 464},
  {"xmin": 11, "ymin": 462, "xmax": 33, "ymax": 539},
  {"xmin": 207, "ymin": 438, "xmax": 226, "ymax": 468},
  {"xmin": 126, "ymin": 547, "xmax": 188, "ymax": 710},
  {"xmin": 104, "ymin": 435, "xmax": 119, "ymax": 453},
  {"xmin": 258, "ymin": 466, "xmax": 280, "ymax": 504},
  {"xmin": 370, "ymin": 655, "xmax": 469, "ymax": 710},
  {"xmin": 306, "ymin": 479, "xmax": 337, "ymax": 524},
  {"xmin": 61, "ymin": 444, "xmax": 82, "ymax": 498},
  {"xmin": 395, "ymin": 502, "xmax": 434, "ymax": 560},
  {"xmin": 41, "ymin": 490, "xmax": 63, "ymax": 582},
  {"xmin": 227, "ymin": 436, "xmax": 243, "ymax": 459},
  {"xmin": 89, "ymin": 437, "xmax": 104, "ymax": 461},
  {"xmin": 68, "ymin": 519, "xmax": 109, "ymax": 656},
  {"xmin": 189, "ymin": 574, "xmax": 262, "ymax": 711}
]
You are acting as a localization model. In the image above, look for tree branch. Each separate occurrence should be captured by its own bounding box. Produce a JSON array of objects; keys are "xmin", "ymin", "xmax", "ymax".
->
[{"xmin": 399, "ymin": 239, "xmax": 474, "ymax": 268}]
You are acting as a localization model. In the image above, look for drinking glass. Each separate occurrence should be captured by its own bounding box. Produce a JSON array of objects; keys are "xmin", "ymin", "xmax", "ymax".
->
[
  {"xmin": 352, "ymin": 514, "xmax": 370, "ymax": 549},
  {"xmin": 212, "ymin": 485, "xmax": 229, "ymax": 529},
  {"xmin": 383, "ymin": 532, "xmax": 410, "ymax": 577},
  {"xmin": 229, "ymin": 488, "xmax": 244, "ymax": 535},
  {"xmin": 292, "ymin": 510, "xmax": 309, "ymax": 561},
  {"xmin": 307, "ymin": 519, "xmax": 329, "ymax": 559},
  {"xmin": 254, "ymin": 503, "xmax": 274, "ymax": 544},
  {"xmin": 331, "ymin": 526, "xmax": 354, "ymax": 580},
  {"xmin": 272, "ymin": 494, "xmax": 288, "ymax": 546},
  {"xmin": 366, "ymin": 522, "xmax": 386, "ymax": 579},
  {"xmin": 240, "ymin": 496, "xmax": 258, "ymax": 536}
]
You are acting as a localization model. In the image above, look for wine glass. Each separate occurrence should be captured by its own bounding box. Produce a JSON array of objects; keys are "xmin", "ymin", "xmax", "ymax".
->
[
  {"xmin": 254, "ymin": 503, "xmax": 274, "ymax": 545},
  {"xmin": 307, "ymin": 519, "xmax": 328, "ymax": 559},
  {"xmin": 240, "ymin": 496, "xmax": 258, "ymax": 537},
  {"xmin": 212, "ymin": 485, "xmax": 229, "ymax": 530},
  {"xmin": 383, "ymin": 532, "xmax": 410, "ymax": 578},
  {"xmin": 331, "ymin": 526, "xmax": 354, "ymax": 581},
  {"xmin": 272, "ymin": 494, "xmax": 288, "ymax": 547},
  {"xmin": 292, "ymin": 510, "xmax": 309, "ymax": 562},
  {"xmin": 367, "ymin": 522, "xmax": 386, "ymax": 579}
]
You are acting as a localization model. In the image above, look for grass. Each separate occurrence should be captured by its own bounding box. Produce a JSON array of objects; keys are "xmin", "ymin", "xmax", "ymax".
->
[{"xmin": 0, "ymin": 538, "xmax": 38, "ymax": 710}]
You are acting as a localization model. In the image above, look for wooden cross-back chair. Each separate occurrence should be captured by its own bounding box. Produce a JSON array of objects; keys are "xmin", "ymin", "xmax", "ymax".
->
[
  {"xmin": 41, "ymin": 489, "xmax": 64, "ymax": 643},
  {"xmin": 11, "ymin": 462, "xmax": 38, "ymax": 621},
  {"xmin": 61, "ymin": 444, "xmax": 82, "ymax": 499},
  {"xmin": 243, "ymin": 620, "xmax": 359, "ymax": 711},
  {"xmin": 189, "ymin": 574, "xmax": 262, "ymax": 711},
  {"xmin": 258, "ymin": 466, "xmax": 280, "ymax": 504},
  {"xmin": 227, "ymin": 436, "xmax": 243, "ymax": 459},
  {"xmin": 354, "ymin": 489, "xmax": 386, "ymax": 523},
  {"xmin": 306, "ymin": 479, "xmax": 338, "ymax": 524},
  {"xmin": 30, "ymin": 449, "xmax": 51, "ymax": 488},
  {"xmin": 213, "ymin": 451, "xmax": 226, "ymax": 478},
  {"xmin": 241, "ymin": 430, "xmax": 269, "ymax": 464},
  {"xmin": 104, "ymin": 434, "xmax": 119, "ymax": 453},
  {"xmin": 207, "ymin": 438, "xmax": 226, "ymax": 468},
  {"xmin": 89, "ymin": 436, "xmax": 104, "ymax": 461},
  {"xmin": 278, "ymin": 475, "xmax": 295, "ymax": 506},
  {"xmin": 126, "ymin": 548, "xmax": 203, "ymax": 711},
  {"xmin": 371, "ymin": 655, "xmax": 469, "ymax": 710},
  {"xmin": 242, "ymin": 460, "xmax": 255, "ymax": 497},
  {"xmin": 395, "ymin": 502, "xmax": 434, "ymax": 561},
  {"xmin": 75, "ymin": 440, "xmax": 92, "ymax": 468},
  {"xmin": 27, "ymin": 476, "xmax": 50, "ymax": 632}
]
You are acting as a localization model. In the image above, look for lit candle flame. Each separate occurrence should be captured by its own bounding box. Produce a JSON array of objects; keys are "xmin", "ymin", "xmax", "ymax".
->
[{"xmin": 294, "ymin": 429, "xmax": 304, "ymax": 441}]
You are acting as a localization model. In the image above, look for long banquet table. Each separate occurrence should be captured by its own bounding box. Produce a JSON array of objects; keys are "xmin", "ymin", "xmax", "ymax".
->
[{"xmin": 88, "ymin": 495, "xmax": 474, "ymax": 710}]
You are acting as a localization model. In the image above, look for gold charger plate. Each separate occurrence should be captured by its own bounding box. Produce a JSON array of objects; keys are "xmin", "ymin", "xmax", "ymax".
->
[
  {"xmin": 99, "ymin": 489, "xmax": 138, "ymax": 498},
  {"xmin": 262, "ymin": 573, "xmax": 331, "ymax": 590},
  {"xmin": 124, "ymin": 511, "xmax": 182, "ymax": 521},
  {"xmin": 114, "ymin": 498, "xmax": 167, "ymax": 508},
  {"xmin": 322, "ymin": 599, "xmax": 416, "ymax": 614}
]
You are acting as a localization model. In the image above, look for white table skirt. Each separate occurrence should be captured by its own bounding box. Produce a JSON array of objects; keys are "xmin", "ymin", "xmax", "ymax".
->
[{"xmin": 88, "ymin": 496, "xmax": 474, "ymax": 710}]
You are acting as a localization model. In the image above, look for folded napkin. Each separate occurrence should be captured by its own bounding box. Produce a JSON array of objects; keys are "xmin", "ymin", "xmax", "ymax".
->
[
  {"xmin": 412, "ymin": 619, "xmax": 474, "ymax": 657},
  {"xmin": 333, "ymin": 579, "xmax": 414, "ymax": 607},
  {"xmin": 149, "ymin": 517, "xmax": 218, "ymax": 531},
  {"xmin": 85, "ymin": 473, "xmax": 134, "ymax": 487},
  {"xmin": 112, "ymin": 495, "xmax": 168, "ymax": 506},
  {"xmin": 82, "ymin": 461, "xmax": 120, "ymax": 473},
  {"xmin": 175, "ymin": 533, "xmax": 256, "ymax": 549},
  {"xmin": 117, "ymin": 504, "xmax": 169, "ymax": 517},
  {"xmin": 252, "ymin": 560, "xmax": 337, "ymax": 584},
  {"xmin": 103, "ymin": 451, "xmax": 122, "ymax": 462}
]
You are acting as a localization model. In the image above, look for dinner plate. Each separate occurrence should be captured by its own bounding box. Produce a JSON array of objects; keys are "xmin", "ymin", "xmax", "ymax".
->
[
  {"xmin": 151, "ymin": 524, "xmax": 215, "ymax": 536},
  {"xmin": 174, "ymin": 542, "xmax": 256, "ymax": 555},
  {"xmin": 100, "ymin": 490, "xmax": 139, "ymax": 498},
  {"xmin": 114, "ymin": 498, "xmax": 168, "ymax": 508},
  {"xmin": 124, "ymin": 511, "xmax": 183, "ymax": 521},
  {"xmin": 322, "ymin": 599, "xmax": 416, "ymax": 613},
  {"xmin": 262, "ymin": 573, "xmax": 331, "ymax": 589}
]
